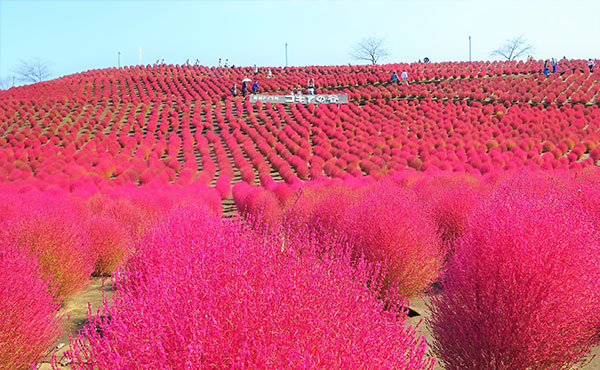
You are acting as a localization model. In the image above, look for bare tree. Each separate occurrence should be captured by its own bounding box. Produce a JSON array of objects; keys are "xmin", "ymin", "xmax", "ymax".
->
[
  {"xmin": 491, "ymin": 36, "xmax": 534, "ymax": 61},
  {"xmin": 350, "ymin": 36, "xmax": 390, "ymax": 65},
  {"xmin": 0, "ymin": 76, "xmax": 14, "ymax": 90},
  {"xmin": 13, "ymin": 58, "xmax": 52, "ymax": 84}
]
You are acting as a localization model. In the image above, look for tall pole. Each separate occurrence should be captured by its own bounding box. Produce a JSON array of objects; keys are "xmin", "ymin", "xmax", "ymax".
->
[
  {"xmin": 469, "ymin": 36, "xmax": 472, "ymax": 62},
  {"xmin": 118, "ymin": 52, "xmax": 121, "ymax": 68},
  {"xmin": 285, "ymin": 42, "xmax": 288, "ymax": 67}
]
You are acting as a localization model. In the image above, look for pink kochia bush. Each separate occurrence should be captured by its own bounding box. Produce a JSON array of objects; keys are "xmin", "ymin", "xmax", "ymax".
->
[
  {"xmin": 428, "ymin": 173, "xmax": 600, "ymax": 369},
  {"xmin": 343, "ymin": 180, "xmax": 444, "ymax": 298},
  {"xmin": 86, "ymin": 215, "xmax": 133, "ymax": 276},
  {"xmin": 0, "ymin": 244, "xmax": 62, "ymax": 370},
  {"xmin": 412, "ymin": 172, "xmax": 486, "ymax": 254},
  {"xmin": 65, "ymin": 206, "xmax": 434, "ymax": 369},
  {"xmin": 0, "ymin": 194, "xmax": 95, "ymax": 299}
]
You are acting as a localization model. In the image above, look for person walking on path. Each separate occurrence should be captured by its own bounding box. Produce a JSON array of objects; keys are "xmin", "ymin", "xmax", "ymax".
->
[
  {"xmin": 231, "ymin": 83, "xmax": 237, "ymax": 97},
  {"xmin": 543, "ymin": 60, "xmax": 550, "ymax": 76},
  {"xmin": 589, "ymin": 59, "xmax": 595, "ymax": 73},
  {"xmin": 307, "ymin": 78, "xmax": 315, "ymax": 94},
  {"xmin": 401, "ymin": 71, "xmax": 409, "ymax": 85},
  {"xmin": 241, "ymin": 81, "xmax": 248, "ymax": 96},
  {"xmin": 267, "ymin": 68, "xmax": 272, "ymax": 78},
  {"xmin": 254, "ymin": 64, "xmax": 259, "ymax": 76},
  {"xmin": 551, "ymin": 58, "xmax": 558, "ymax": 73},
  {"xmin": 218, "ymin": 58, "xmax": 222, "ymax": 67},
  {"xmin": 225, "ymin": 59, "xmax": 230, "ymax": 68},
  {"xmin": 252, "ymin": 81, "xmax": 259, "ymax": 94},
  {"xmin": 390, "ymin": 71, "xmax": 399, "ymax": 83}
]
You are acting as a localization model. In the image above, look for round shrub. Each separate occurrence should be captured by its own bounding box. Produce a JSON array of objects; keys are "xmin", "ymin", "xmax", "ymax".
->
[
  {"xmin": 343, "ymin": 180, "xmax": 443, "ymax": 298},
  {"xmin": 0, "ymin": 244, "xmax": 62, "ymax": 369},
  {"xmin": 87, "ymin": 215, "xmax": 133, "ymax": 276},
  {"xmin": 66, "ymin": 206, "xmax": 434, "ymax": 369},
  {"xmin": 428, "ymin": 173, "xmax": 600, "ymax": 369},
  {"xmin": 1, "ymin": 199, "xmax": 95, "ymax": 299}
]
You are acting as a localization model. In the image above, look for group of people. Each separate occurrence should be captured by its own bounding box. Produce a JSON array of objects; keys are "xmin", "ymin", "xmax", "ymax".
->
[
  {"xmin": 231, "ymin": 80, "xmax": 260, "ymax": 97},
  {"xmin": 390, "ymin": 71, "xmax": 409, "ymax": 84},
  {"xmin": 290, "ymin": 79, "xmax": 316, "ymax": 96},
  {"xmin": 543, "ymin": 57, "xmax": 596, "ymax": 75}
]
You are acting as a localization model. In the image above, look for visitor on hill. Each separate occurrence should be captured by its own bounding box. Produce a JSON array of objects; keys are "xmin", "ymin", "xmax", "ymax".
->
[
  {"xmin": 551, "ymin": 58, "xmax": 557, "ymax": 73},
  {"xmin": 267, "ymin": 69, "xmax": 272, "ymax": 78},
  {"xmin": 423, "ymin": 57, "xmax": 430, "ymax": 63},
  {"xmin": 543, "ymin": 60, "xmax": 549, "ymax": 76},
  {"xmin": 390, "ymin": 71, "xmax": 399, "ymax": 83},
  {"xmin": 185, "ymin": 59, "xmax": 190, "ymax": 66},
  {"xmin": 252, "ymin": 81, "xmax": 259, "ymax": 94},
  {"xmin": 195, "ymin": 59, "xmax": 200, "ymax": 66},
  {"xmin": 401, "ymin": 71, "xmax": 409, "ymax": 84},
  {"xmin": 155, "ymin": 59, "xmax": 159, "ymax": 66},
  {"xmin": 297, "ymin": 86, "xmax": 302, "ymax": 96},
  {"xmin": 307, "ymin": 78, "xmax": 315, "ymax": 94},
  {"xmin": 241, "ymin": 81, "xmax": 248, "ymax": 97},
  {"xmin": 254, "ymin": 64, "xmax": 259, "ymax": 75},
  {"xmin": 225, "ymin": 59, "xmax": 230, "ymax": 68},
  {"xmin": 161, "ymin": 59, "xmax": 165, "ymax": 65},
  {"xmin": 218, "ymin": 58, "xmax": 222, "ymax": 67},
  {"xmin": 231, "ymin": 83, "xmax": 237, "ymax": 97},
  {"xmin": 589, "ymin": 59, "xmax": 595, "ymax": 73}
]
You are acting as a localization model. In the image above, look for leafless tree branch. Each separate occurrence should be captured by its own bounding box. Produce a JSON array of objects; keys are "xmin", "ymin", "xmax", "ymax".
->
[
  {"xmin": 350, "ymin": 36, "xmax": 390, "ymax": 65},
  {"xmin": 13, "ymin": 58, "xmax": 52, "ymax": 84},
  {"xmin": 0, "ymin": 76, "xmax": 14, "ymax": 90},
  {"xmin": 491, "ymin": 36, "xmax": 534, "ymax": 61}
]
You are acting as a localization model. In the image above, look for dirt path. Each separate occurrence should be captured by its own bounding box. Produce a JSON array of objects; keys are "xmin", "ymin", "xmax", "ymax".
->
[{"xmin": 38, "ymin": 277, "xmax": 114, "ymax": 369}]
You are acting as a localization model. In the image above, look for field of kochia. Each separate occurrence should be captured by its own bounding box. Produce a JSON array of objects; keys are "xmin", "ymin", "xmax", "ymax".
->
[{"xmin": 1, "ymin": 59, "xmax": 599, "ymax": 369}]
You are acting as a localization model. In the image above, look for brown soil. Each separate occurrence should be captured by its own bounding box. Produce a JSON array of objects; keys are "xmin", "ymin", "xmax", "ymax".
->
[{"xmin": 38, "ymin": 277, "xmax": 114, "ymax": 369}]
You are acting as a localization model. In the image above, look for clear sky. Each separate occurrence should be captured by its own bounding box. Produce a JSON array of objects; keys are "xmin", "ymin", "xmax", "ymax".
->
[{"xmin": 1, "ymin": 0, "xmax": 599, "ymax": 85}]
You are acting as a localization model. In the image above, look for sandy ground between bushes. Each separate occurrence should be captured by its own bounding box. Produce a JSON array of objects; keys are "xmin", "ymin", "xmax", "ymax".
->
[{"xmin": 38, "ymin": 278, "xmax": 600, "ymax": 369}]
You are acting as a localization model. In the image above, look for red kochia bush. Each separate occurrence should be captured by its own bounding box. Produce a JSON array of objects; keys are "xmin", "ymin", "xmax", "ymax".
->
[
  {"xmin": 0, "ymin": 244, "xmax": 62, "ymax": 369},
  {"xmin": 87, "ymin": 215, "xmax": 133, "ymax": 276},
  {"xmin": 413, "ymin": 172, "xmax": 486, "ymax": 252},
  {"xmin": 65, "ymin": 206, "xmax": 434, "ymax": 369},
  {"xmin": 1, "ymin": 199, "xmax": 95, "ymax": 299},
  {"xmin": 428, "ymin": 173, "xmax": 600, "ymax": 369},
  {"xmin": 343, "ymin": 180, "xmax": 443, "ymax": 298}
]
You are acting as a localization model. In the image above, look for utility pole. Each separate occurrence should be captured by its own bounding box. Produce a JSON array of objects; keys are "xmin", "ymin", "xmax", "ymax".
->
[
  {"xmin": 469, "ymin": 36, "xmax": 472, "ymax": 62},
  {"xmin": 118, "ymin": 52, "xmax": 121, "ymax": 68},
  {"xmin": 285, "ymin": 42, "xmax": 288, "ymax": 67}
]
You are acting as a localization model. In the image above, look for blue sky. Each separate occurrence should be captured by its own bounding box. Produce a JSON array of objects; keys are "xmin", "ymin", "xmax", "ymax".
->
[{"xmin": 1, "ymin": 0, "xmax": 599, "ymax": 85}]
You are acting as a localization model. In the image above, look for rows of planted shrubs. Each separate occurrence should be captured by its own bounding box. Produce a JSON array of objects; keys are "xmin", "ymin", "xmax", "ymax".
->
[
  {"xmin": 1, "ymin": 59, "xmax": 552, "ymax": 102},
  {"xmin": 3, "ymin": 95, "xmax": 600, "ymax": 193},
  {"xmin": 0, "ymin": 181, "xmax": 221, "ymax": 369}
]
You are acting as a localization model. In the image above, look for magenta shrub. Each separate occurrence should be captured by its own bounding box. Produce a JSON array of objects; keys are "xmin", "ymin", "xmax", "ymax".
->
[
  {"xmin": 0, "ymin": 243, "xmax": 62, "ymax": 369},
  {"xmin": 343, "ymin": 180, "xmax": 444, "ymax": 298},
  {"xmin": 65, "ymin": 206, "xmax": 434, "ymax": 369},
  {"xmin": 87, "ymin": 215, "xmax": 133, "ymax": 276},
  {"xmin": 0, "ymin": 195, "xmax": 95, "ymax": 299},
  {"xmin": 428, "ymin": 173, "xmax": 600, "ymax": 369},
  {"xmin": 413, "ymin": 172, "xmax": 486, "ymax": 253}
]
